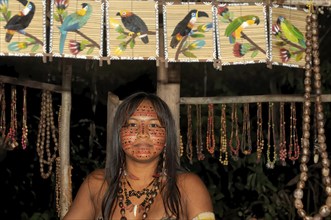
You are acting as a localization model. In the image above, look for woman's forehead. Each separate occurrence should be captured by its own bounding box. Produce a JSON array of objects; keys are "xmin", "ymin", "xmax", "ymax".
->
[{"xmin": 131, "ymin": 99, "xmax": 157, "ymax": 117}]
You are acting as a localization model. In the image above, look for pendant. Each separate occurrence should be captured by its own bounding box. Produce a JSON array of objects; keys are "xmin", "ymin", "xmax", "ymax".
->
[{"xmin": 133, "ymin": 204, "xmax": 138, "ymax": 217}]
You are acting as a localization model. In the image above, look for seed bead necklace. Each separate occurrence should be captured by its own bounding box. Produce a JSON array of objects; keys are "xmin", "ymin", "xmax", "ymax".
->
[
  {"xmin": 241, "ymin": 103, "xmax": 252, "ymax": 155},
  {"xmin": 229, "ymin": 103, "xmax": 240, "ymax": 160},
  {"xmin": 118, "ymin": 175, "xmax": 161, "ymax": 220},
  {"xmin": 206, "ymin": 103, "xmax": 215, "ymax": 156},
  {"xmin": 294, "ymin": 10, "xmax": 331, "ymax": 218},
  {"xmin": 219, "ymin": 104, "xmax": 228, "ymax": 166},
  {"xmin": 279, "ymin": 102, "xmax": 287, "ymax": 166},
  {"xmin": 256, "ymin": 102, "xmax": 264, "ymax": 163}
]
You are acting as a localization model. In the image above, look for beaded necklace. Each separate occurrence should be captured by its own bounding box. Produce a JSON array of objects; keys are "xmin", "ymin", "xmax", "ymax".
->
[{"xmin": 118, "ymin": 175, "xmax": 161, "ymax": 220}]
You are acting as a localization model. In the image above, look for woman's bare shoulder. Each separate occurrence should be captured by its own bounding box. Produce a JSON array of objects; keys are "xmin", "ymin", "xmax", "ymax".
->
[{"xmin": 85, "ymin": 169, "xmax": 107, "ymax": 194}]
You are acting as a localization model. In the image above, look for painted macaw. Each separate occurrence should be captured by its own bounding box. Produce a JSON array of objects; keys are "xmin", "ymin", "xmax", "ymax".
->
[
  {"xmin": 58, "ymin": 3, "xmax": 92, "ymax": 54},
  {"xmin": 276, "ymin": 16, "xmax": 306, "ymax": 48},
  {"xmin": 4, "ymin": 0, "xmax": 35, "ymax": 42},
  {"xmin": 116, "ymin": 10, "xmax": 149, "ymax": 44},
  {"xmin": 224, "ymin": 15, "xmax": 260, "ymax": 44},
  {"xmin": 170, "ymin": 9, "xmax": 209, "ymax": 49}
]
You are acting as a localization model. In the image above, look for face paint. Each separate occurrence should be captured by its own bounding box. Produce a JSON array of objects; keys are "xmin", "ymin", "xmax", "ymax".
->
[{"xmin": 120, "ymin": 100, "xmax": 166, "ymax": 160}]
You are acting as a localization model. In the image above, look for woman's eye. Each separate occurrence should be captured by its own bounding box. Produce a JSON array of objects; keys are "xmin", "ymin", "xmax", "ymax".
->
[
  {"xmin": 126, "ymin": 123, "xmax": 137, "ymax": 127},
  {"xmin": 149, "ymin": 124, "xmax": 161, "ymax": 128}
]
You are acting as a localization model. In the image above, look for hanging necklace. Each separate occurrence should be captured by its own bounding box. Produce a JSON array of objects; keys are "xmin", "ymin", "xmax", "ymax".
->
[
  {"xmin": 7, "ymin": 85, "xmax": 18, "ymax": 149},
  {"xmin": 288, "ymin": 102, "xmax": 300, "ymax": 163},
  {"xmin": 294, "ymin": 10, "xmax": 331, "ymax": 218},
  {"xmin": 279, "ymin": 102, "xmax": 287, "ymax": 166},
  {"xmin": 206, "ymin": 103, "xmax": 215, "ymax": 156},
  {"xmin": 118, "ymin": 175, "xmax": 160, "ymax": 219},
  {"xmin": 0, "ymin": 83, "xmax": 6, "ymax": 145},
  {"xmin": 21, "ymin": 87, "xmax": 28, "ymax": 150},
  {"xmin": 36, "ymin": 90, "xmax": 59, "ymax": 179},
  {"xmin": 229, "ymin": 103, "xmax": 240, "ymax": 160},
  {"xmin": 186, "ymin": 104, "xmax": 193, "ymax": 164},
  {"xmin": 219, "ymin": 104, "xmax": 228, "ymax": 165},
  {"xmin": 196, "ymin": 105, "xmax": 205, "ymax": 161},
  {"xmin": 266, "ymin": 102, "xmax": 276, "ymax": 169},
  {"xmin": 256, "ymin": 102, "xmax": 264, "ymax": 163},
  {"xmin": 241, "ymin": 103, "xmax": 252, "ymax": 155}
]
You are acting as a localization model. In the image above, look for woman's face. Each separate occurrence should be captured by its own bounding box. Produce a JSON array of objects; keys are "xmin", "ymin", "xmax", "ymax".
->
[{"xmin": 120, "ymin": 99, "xmax": 166, "ymax": 162}]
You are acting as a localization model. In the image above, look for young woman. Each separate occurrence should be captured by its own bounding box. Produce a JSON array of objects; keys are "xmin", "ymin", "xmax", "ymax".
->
[{"xmin": 63, "ymin": 92, "xmax": 215, "ymax": 220}]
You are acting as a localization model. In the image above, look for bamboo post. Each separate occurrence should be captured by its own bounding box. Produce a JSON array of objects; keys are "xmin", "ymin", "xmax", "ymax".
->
[
  {"xmin": 106, "ymin": 92, "xmax": 120, "ymax": 168},
  {"xmin": 60, "ymin": 60, "xmax": 72, "ymax": 219}
]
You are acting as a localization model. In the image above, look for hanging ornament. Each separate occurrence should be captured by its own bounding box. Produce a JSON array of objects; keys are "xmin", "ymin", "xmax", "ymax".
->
[
  {"xmin": 229, "ymin": 103, "xmax": 240, "ymax": 161},
  {"xmin": 279, "ymin": 102, "xmax": 287, "ymax": 166},
  {"xmin": 0, "ymin": 83, "xmax": 6, "ymax": 146},
  {"xmin": 36, "ymin": 90, "xmax": 59, "ymax": 179},
  {"xmin": 241, "ymin": 103, "xmax": 252, "ymax": 155},
  {"xmin": 294, "ymin": 9, "xmax": 331, "ymax": 218},
  {"xmin": 21, "ymin": 87, "xmax": 28, "ymax": 150},
  {"xmin": 186, "ymin": 105, "xmax": 193, "ymax": 164},
  {"xmin": 196, "ymin": 105, "xmax": 205, "ymax": 161},
  {"xmin": 266, "ymin": 102, "xmax": 277, "ymax": 169},
  {"xmin": 206, "ymin": 104, "xmax": 215, "ymax": 156},
  {"xmin": 219, "ymin": 104, "xmax": 228, "ymax": 166},
  {"xmin": 6, "ymin": 85, "xmax": 18, "ymax": 150},
  {"xmin": 256, "ymin": 102, "xmax": 264, "ymax": 163},
  {"xmin": 288, "ymin": 102, "xmax": 300, "ymax": 163}
]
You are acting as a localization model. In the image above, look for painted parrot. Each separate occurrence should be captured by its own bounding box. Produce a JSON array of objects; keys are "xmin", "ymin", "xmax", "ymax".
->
[
  {"xmin": 170, "ymin": 9, "xmax": 209, "ymax": 49},
  {"xmin": 4, "ymin": 0, "xmax": 35, "ymax": 42},
  {"xmin": 224, "ymin": 15, "xmax": 260, "ymax": 44},
  {"xmin": 58, "ymin": 3, "xmax": 92, "ymax": 54},
  {"xmin": 276, "ymin": 16, "xmax": 306, "ymax": 48},
  {"xmin": 116, "ymin": 10, "xmax": 149, "ymax": 44}
]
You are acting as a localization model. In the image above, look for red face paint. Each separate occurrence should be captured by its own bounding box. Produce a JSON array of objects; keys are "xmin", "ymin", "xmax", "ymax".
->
[{"xmin": 120, "ymin": 100, "xmax": 166, "ymax": 160}]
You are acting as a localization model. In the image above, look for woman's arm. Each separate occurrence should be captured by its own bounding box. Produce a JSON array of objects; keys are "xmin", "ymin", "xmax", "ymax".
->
[
  {"xmin": 178, "ymin": 173, "xmax": 215, "ymax": 220},
  {"xmin": 63, "ymin": 169, "xmax": 105, "ymax": 220}
]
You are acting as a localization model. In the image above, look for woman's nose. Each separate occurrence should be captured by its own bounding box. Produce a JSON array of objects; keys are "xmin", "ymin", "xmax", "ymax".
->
[{"xmin": 136, "ymin": 122, "xmax": 149, "ymax": 137}]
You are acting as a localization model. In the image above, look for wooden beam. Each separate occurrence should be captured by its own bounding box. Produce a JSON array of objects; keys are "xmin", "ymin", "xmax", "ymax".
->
[
  {"xmin": 180, "ymin": 94, "xmax": 331, "ymax": 104},
  {"xmin": 0, "ymin": 75, "xmax": 63, "ymax": 93}
]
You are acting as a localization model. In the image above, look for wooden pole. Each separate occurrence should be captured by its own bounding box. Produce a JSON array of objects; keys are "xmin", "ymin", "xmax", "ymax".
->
[
  {"xmin": 60, "ymin": 60, "xmax": 72, "ymax": 219},
  {"xmin": 106, "ymin": 92, "xmax": 120, "ymax": 169},
  {"xmin": 180, "ymin": 94, "xmax": 331, "ymax": 104}
]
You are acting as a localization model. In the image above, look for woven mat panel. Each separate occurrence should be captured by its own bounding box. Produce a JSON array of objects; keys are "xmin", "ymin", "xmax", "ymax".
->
[
  {"xmin": 0, "ymin": 0, "xmax": 46, "ymax": 56},
  {"xmin": 51, "ymin": 0, "xmax": 103, "ymax": 59},
  {"xmin": 270, "ymin": 5, "xmax": 308, "ymax": 68},
  {"xmin": 164, "ymin": 2, "xmax": 216, "ymax": 62},
  {"xmin": 217, "ymin": 3, "xmax": 268, "ymax": 65},
  {"xmin": 107, "ymin": 0, "xmax": 157, "ymax": 60}
]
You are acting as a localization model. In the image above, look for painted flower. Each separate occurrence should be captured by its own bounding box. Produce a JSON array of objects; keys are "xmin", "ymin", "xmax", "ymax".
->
[
  {"xmin": 217, "ymin": 6, "xmax": 228, "ymax": 17},
  {"xmin": 8, "ymin": 42, "xmax": 28, "ymax": 51},
  {"xmin": 55, "ymin": 0, "xmax": 69, "ymax": 10},
  {"xmin": 280, "ymin": 48, "xmax": 291, "ymax": 62},
  {"xmin": 233, "ymin": 42, "xmax": 251, "ymax": 57},
  {"xmin": 69, "ymin": 40, "xmax": 82, "ymax": 55}
]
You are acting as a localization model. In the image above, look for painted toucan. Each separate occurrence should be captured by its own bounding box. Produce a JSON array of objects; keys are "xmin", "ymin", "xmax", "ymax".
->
[
  {"xmin": 116, "ymin": 10, "xmax": 149, "ymax": 44},
  {"xmin": 4, "ymin": 0, "xmax": 35, "ymax": 42},
  {"xmin": 276, "ymin": 16, "xmax": 306, "ymax": 48},
  {"xmin": 170, "ymin": 9, "xmax": 209, "ymax": 49},
  {"xmin": 224, "ymin": 15, "xmax": 260, "ymax": 44},
  {"xmin": 58, "ymin": 3, "xmax": 92, "ymax": 54}
]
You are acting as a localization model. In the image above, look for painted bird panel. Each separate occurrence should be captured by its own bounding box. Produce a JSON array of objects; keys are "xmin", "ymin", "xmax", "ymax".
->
[
  {"xmin": 108, "ymin": 0, "xmax": 157, "ymax": 59},
  {"xmin": 165, "ymin": 4, "xmax": 215, "ymax": 62},
  {"xmin": 0, "ymin": 0, "xmax": 44, "ymax": 55},
  {"xmin": 51, "ymin": 0, "xmax": 103, "ymax": 59},
  {"xmin": 271, "ymin": 6, "xmax": 307, "ymax": 67}
]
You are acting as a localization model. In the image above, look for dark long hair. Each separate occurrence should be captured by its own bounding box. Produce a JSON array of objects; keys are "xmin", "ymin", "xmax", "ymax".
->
[{"xmin": 101, "ymin": 92, "xmax": 182, "ymax": 219}]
